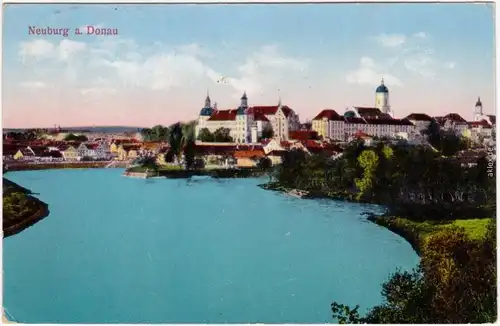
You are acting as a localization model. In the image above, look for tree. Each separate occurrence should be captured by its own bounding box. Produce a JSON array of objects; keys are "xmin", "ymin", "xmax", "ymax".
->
[
  {"xmin": 137, "ymin": 156, "xmax": 159, "ymax": 172},
  {"xmin": 64, "ymin": 133, "xmax": 88, "ymax": 142},
  {"xmin": 261, "ymin": 126, "xmax": 274, "ymax": 140},
  {"xmin": 439, "ymin": 132, "xmax": 468, "ymax": 156},
  {"xmin": 331, "ymin": 220, "xmax": 497, "ymax": 324},
  {"xmin": 257, "ymin": 156, "xmax": 272, "ymax": 170},
  {"xmin": 424, "ymin": 120, "xmax": 441, "ymax": 148},
  {"xmin": 354, "ymin": 150, "xmax": 379, "ymax": 199},
  {"xmin": 168, "ymin": 122, "xmax": 184, "ymax": 163},
  {"xmin": 183, "ymin": 138, "xmax": 196, "ymax": 170},
  {"xmin": 213, "ymin": 127, "xmax": 233, "ymax": 142},
  {"xmin": 197, "ymin": 128, "xmax": 215, "ymax": 142}
]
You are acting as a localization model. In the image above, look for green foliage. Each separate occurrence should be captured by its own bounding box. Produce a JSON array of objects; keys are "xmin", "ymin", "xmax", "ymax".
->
[
  {"xmin": 381, "ymin": 145, "xmax": 393, "ymax": 159},
  {"xmin": 261, "ymin": 126, "xmax": 274, "ymax": 140},
  {"xmin": 197, "ymin": 128, "xmax": 214, "ymax": 142},
  {"xmin": 136, "ymin": 156, "xmax": 159, "ymax": 172},
  {"xmin": 64, "ymin": 133, "xmax": 88, "ymax": 142},
  {"xmin": 257, "ymin": 156, "xmax": 272, "ymax": 170},
  {"xmin": 332, "ymin": 219, "xmax": 497, "ymax": 324},
  {"xmin": 331, "ymin": 303, "xmax": 363, "ymax": 324},
  {"xmin": 168, "ymin": 122, "xmax": 184, "ymax": 160},
  {"xmin": 197, "ymin": 127, "xmax": 233, "ymax": 142},
  {"xmin": 5, "ymin": 131, "xmax": 37, "ymax": 141},
  {"xmin": 269, "ymin": 138, "xmax": 496, "ymax": 324},
  {"xmin": 183, "ymin": 138, "xmax": 196, "ymax": 169},
  {"xmin": 275, "ymin": 139, "xmax": 495, "ymax": 219},
  {"xmin": 424, "ymin": 122, "xmax": 469, "ymax": 156},
  {"xmin": 214, "ymin": 127, "xmax": 233, "ymax": 142},
  {"xmin": 3, "ymin": 179, "xmax": 39, "ymax": 226},
  {"xmin": 354, "ymin": 150, "xmax": 379, "ymax": 199}
]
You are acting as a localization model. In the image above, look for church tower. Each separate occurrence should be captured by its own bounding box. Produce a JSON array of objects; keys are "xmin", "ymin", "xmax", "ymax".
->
[
  {"xmin": 204, "ymin": 90, "xmax": 211, "ymax": 108},
  {"xmin": 473, "ymin": 96, "xmax": 483, "ymax": 121},
  {"xmin": 375, "ymin": 78, "xmax": 393, "ymax": 117},
  {"xmin": 240, "ymin": 91, "xmax": 248, "ymax": 109},
  {"xmin": 196, "ymin": 90, "xmax": 214, "ymax": 139}
]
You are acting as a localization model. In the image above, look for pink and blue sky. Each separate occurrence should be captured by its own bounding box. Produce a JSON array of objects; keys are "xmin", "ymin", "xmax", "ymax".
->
[{"xmin": 3, "ymin": 3, "xmax": 495, "ymax": 128}]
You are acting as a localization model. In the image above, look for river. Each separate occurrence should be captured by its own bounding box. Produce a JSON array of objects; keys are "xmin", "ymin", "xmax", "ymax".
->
[{"xmin": 3, "ymin": 169, "xmax": 419, "ymax": 323}]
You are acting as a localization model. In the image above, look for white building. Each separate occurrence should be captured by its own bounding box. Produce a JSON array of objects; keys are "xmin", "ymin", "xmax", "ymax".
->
[
  {"xmin": 404, "ymin": 113, "xmax": 434, "ymax": 133},
  {"xmin": 375, "ymin": 78, "xmax": 393, "ymax": 117},
  {"xmin": 76, "ymin": 143, "xmax": 110, "ymax": 160},
  {"xmin": 434, "ymin": 113, "xmax": 469, "ymax": 135},
  {"xmin": 195, "ymin": 92, "xmax": 300, "ymax": 143},
  {"xmin": 312, "ymin": 80, "xmax": 415, "ymax": 140},
  {"xmin": 467, "ymin": 97, "xmax": 496, "ymax": 144}
]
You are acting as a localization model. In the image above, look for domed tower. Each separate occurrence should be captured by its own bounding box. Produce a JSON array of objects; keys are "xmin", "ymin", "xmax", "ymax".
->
[
  {"xmin": 474, "ymin": 96, "xmax": 483, "ymax": 122},
  {"xmin": 237, "ymin": 91, "xmax": 249, "ymax": 143},
  {"xmin": 199, "ymin": 91, "xmax": 213, "ymax": 117},
  {"xmin": 196, "ymin": 91, "xmax": 214, "ymax": 138},
  {"xmin": 375, "ymin": 78, "xmax": 392, "ymax": 117}
]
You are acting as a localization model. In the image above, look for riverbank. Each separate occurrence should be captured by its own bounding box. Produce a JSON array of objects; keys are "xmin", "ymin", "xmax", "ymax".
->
[
  {"xmin": 4, "ymin": 161, "xmax": 129, "ymax": 172},
  {"xmin": 126, "ymin": 166, "xmax": 267, "ymax": 179},
  {"xmin": 3, "ymin": 178, "xmax": 50, "ymax": 238},
  {"xmin": 123, "ymin": 171, "xmax": 156, "ymax": 178},
  {"xmin": 258, "ymin": 182, "xmax": 370, "ymax": 203},
  {"xmin": 366, "ymin": 215, "xmax": 491, "ymax": 256},
  {"xmin": 259, "ymin": 182, "xmax": 491, "ymax": 256}
]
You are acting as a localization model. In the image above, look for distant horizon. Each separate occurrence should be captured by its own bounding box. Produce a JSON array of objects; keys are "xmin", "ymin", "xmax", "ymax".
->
[{"xmin": 3, "ymin": 3, "xmax": 495, "ymax": 127}]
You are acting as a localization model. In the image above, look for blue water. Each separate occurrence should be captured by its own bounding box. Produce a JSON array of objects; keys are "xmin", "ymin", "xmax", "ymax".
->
[{"xmin": 3, "ymin": 169, "xmax": 419, "ymax": 323}]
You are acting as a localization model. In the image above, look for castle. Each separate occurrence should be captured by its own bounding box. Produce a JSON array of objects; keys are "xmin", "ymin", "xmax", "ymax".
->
[{"xmin": 195, "ymin": 92, "xmax": 300, "ymax": 143}]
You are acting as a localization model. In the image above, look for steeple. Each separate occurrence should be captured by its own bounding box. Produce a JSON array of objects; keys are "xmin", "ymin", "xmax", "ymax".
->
[
  {"xmin": 278, "ymin": 96, "xmax": 282, "ymax": 107},
  {"xmin": 204, "ymin": 90, "xmax": 211, "ymax": 108},
  {"xmin": 375, "ymin": 78, "xmax": 391, "ymax": 116},
  {"xmin": 476, "ymin": 96, "xmax": 483, "ymax": 108},
  {"xmin": 240, "ymin": 91, "xmax": 248, "ymax": 108},
  {"xmin": 474, "ymin": 96, "xmax": 483, "ymax": 121}
]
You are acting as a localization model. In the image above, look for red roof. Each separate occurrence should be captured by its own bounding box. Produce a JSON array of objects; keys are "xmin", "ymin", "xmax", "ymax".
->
[
  {"xmin": 267, "ymin": 150, "xmax": 287, "ymax": 156},
  {"xmin": 247, "ymin": 105, "xmax": 293, "ymax": 117},
  {"xmin": 469, "ymin": 119, "xmax": 492, "ymax": 128},
  {"xmin": 280, "ymin": 141, "xmax": 293, "ymax": 149},
  {"xmin": 86, "ymin": 143, "xmax": 100, "ymax": 150},
  {"xmin": 405, "ymin": 113, "xmax": 433, "ymax": 121},
  {"xmin": 289, "ymin": 130, "xmax": 319, "ymax": 141},
  {"xmin": 312, "ymin": 109, "xmax": 342, "ymax": 121},
  {"xmin": 112, "ymin": 139, "xmax": 138, "ymax": 144},
  {"xmin": 486, "ymin": 115, "xmax": 496, "ymax": 125},
  {"xmin": 443, "ymin": 113, "xmax": 467, "ymax": 123},
  {"xmin": 254, "ymin": 113, "xmax": 270, "ymax": 122},
  {"xmin": 354, "ymin": 131, "xmax": 371, "ymax": 139},
  {"xmin": 123, "ymin": 145, "xmax": 141, "ymax": 151},
  {"xmin": 433, "ymin": 116, "xmax": 445, "ymax": 125},
  {"xmin": 233, "ymin": 149, "xmax": 265, "ymax": 158},
  {"xmin": 207, "ymin": 109, "xmax": 238, "ymax": 121},
  {"xmin": 365, "ymin": 118, "xmax": 414, "ymax": 126},
  {"xmin": 193, "ymin": 144, "xmax": 237, "ymax": 155},
  {"xmin": 345, "ymin": 117, "xmax": 367, "ymax": 124},
  {"xmin": 3, "ymin": 144, "xmax": 19, "ymax": 156}
]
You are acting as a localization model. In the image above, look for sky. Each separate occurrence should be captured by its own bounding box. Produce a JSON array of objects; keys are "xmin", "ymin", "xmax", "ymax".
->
[{"xmin": 2, "ymin": 3, "xmax": 496, "ymax": 128}]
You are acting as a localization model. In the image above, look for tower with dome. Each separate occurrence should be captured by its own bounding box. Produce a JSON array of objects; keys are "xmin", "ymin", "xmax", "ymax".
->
[
  {"xmin": 375, "ymin": 78, "xmax": 393, "ymax": 117},
  {"xmin": 195, "ymin": 91, "xmax": 214, "ymax": 139},
  {"xmin": 473, "ymin": 96, "xmax": 483, "ymax": 122}
]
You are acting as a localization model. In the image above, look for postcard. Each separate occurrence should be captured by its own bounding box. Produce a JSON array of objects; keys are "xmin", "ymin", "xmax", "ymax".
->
[{"xmin": 2, "ymin": 2, "xmax": 497, "ymax": 324}]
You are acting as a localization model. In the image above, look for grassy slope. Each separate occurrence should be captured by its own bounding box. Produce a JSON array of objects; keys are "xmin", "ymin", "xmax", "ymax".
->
[{"xmin": 390, "ymin": 217, "xmax": 490, "ymax": 241}]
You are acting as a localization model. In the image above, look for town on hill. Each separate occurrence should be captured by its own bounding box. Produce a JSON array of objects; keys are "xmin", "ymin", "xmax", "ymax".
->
[{"xmin": 3, "ymin": 80, "xmax": 496, "ymax": 170}]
